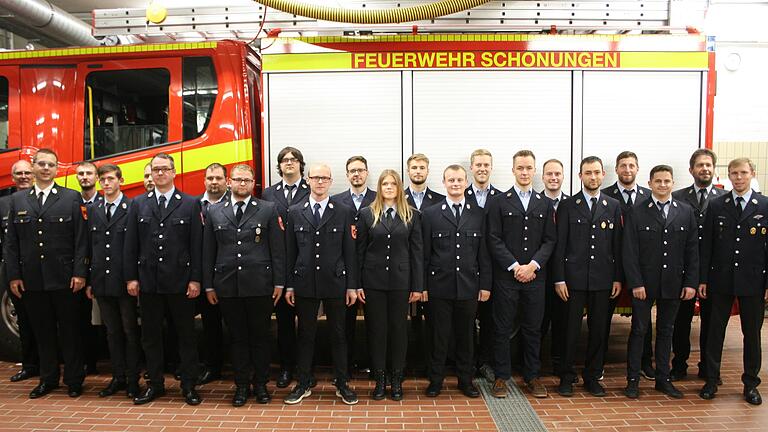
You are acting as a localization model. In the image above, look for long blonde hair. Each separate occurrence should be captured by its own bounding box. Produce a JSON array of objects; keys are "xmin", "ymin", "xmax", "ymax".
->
[{"xmin": 370, "ymin": 169, "xmax": 414, "ymax": 226}]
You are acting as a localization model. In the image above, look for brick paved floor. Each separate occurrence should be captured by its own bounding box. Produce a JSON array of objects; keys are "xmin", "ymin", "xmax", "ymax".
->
[{"xmin": 0, "ymin": 316, "xmax": 764, "ymax": 431}]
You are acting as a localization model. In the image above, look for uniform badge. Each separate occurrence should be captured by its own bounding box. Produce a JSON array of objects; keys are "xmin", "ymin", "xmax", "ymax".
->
[
  {"xmin": 17, "ymin": 210, "xmax": 27, "ymax": 216},
  {"xmin": 175, "ymin": 194, "xmax": 181, "ymax": 200},
  {"xmin": 752, "ymin": 199, "xmax": 758, "ymax": 204},
  {"xmin": 725, "ymin": 198, "xmax": 731, "ymax": 203},
  {"xmin": 762, "ymin": 227, "xmax": 766, "ymax": 235},
  {"xmin": 255, "ymin": 227, "xmax": 262, "ymax": 235},
  {"xmin": 351, "ymin": 225, "xmax": 357, "ymax": 240},
  {"xmin": 602, "ymin": 200, "xmax": 607, "ymax": 206},
  {"xmin": 301, "ymin": 183, "xmax": 308, "ymax": 189},
  {"xmin": 121, "ymin": 203, "xmax": 127, "ymax": 209},
  {"xmin": 601, "ymin": 221, "xmax": 606, "ymax": 229},
  {"xmin": 51, "ymin": 188, "xmax": 58, "ymax": 194},
  {"xmin": 507, "ymin": 192, "xmax": 512, "ymax": 197},
  {"xmin": 575, "ymin": 199, "xmax": 581, "ymax": 204},
  {"xmin": 754, "ymin": 215, "xmax": 764, "ymax": 219},
  {"xmin": 278, "ymin": 216, "xmax": 285, "ymax": 231},
  {"xmin": 441, "ymin": 204, "xmax": 447, "ymax": 210},
  {"xmin": 427, "ymin": 194, "xmax": 433, "ymax": 200},
  {"xmin": 490, "ymin": 190, "xmax": 496, "ymax": 195},
  {"xmin": 609, "ymin": 223, "xmax": 614, "ymax": 229},
  {"xmin": 80, "ymin": 205, "xmax": 88, "ymax": 220},
  {"xmin": 329, "ymin": 203, "xmax": 334, "ymax": 209},
  {"xmin": 751, "ymin": 227, "xmax": 757, "ymax": 235},
  {"xmin": 255, "ymin": 234, "xmax": 261, "ymax": 243},
  {"xmin": 467, "ymin": 190, "xmax": 473, "ymax": 195}
]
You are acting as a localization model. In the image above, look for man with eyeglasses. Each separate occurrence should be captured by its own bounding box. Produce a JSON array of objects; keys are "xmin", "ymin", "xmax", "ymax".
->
[
  {"xmin": 262, "ymin": 146, "xmax": 310, "ymax": 388},
  {"xmin": 0, "ymin": 160, "xmax": 39, "ymax": 383},
  {"xmin": 283, "ymin": 163, "xmax": 359, "ymax": 405},
  {"xmin": 4, "ymin": 149, "xmax": 89, "ymax": 399},
  {"xmin": 332, "ymin": 155, "xmax": 377, "ymax": 376},
  {"xmin": 124, "ymin": 152, "xmax": 203, "ymax": 405}
]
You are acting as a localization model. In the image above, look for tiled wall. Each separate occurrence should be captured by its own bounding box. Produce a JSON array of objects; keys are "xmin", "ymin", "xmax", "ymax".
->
[{"xmin": 713, "ymin": 141, "xmax": 768, "ymax": 190}]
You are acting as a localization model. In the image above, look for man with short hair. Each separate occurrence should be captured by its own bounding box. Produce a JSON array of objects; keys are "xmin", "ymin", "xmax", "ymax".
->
[
  {"xmin": 125, "ymin": 152, "xmax": 203, "ymax": 405},
  {"xmin": 86, "ymin": 164, "xmax": 140, "ymax": 398},
  {"xmin": 487, "ymin": 150, "xmax": 556, "ymax": 399},
  {"xmin": 698, "ymin": 158, "xmax": 768, "ymax": 405},
  {"xmin": 622, "ymin": 165, "xmax": 698, "ymax": 399},
  {"xmin": 422, "ymin": 164, "xmax": 491, "ymax": 398},
  {"xmin": 670, "ymin": 149, "xmax": 726, "ymax": 382},
  {"xmin": 601, "ymin": 151, "xmax": 654, "ymax": 381},
  {"xmin": 1, "ymin": 160, "xmax": 39, "ymax": 382},
  {"xmin": 553, "ymin": 156, "xmax": 622, "ymax": 398},
  {"xmin": 76, "ymin": 161, "xmax": 103, "ymax": 207},
  {"xmin": 143, "ymin": 163, "xmax": 155, "ymax": 192},
  {"xmin": 262, "ymin": 146, "xmax": 311, "ymax": 389},
  {"xmin": 283, "ymin": 163, "xmax": 359, "ymax": 406},
  {"xmin": 5, "ymin": 149, "xmax": 89, "ymax": 399},
  {"xmin": 405, "ymin": 154, "xmax": 445, "ymax": 211}
]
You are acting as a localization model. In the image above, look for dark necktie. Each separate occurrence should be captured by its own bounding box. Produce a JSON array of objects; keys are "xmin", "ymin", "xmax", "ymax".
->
[
  {"xmin": 106, "ymin": 203, "xmax": 114, "ymax": 222},
  {"xmin": 158, "ymin": 195, "xmax": 167, "ymax": 218},
  {"xmin": 623, "ymin": 189, "xmax": 634, "ymax": 206},
  {"xmin": 37, "ymin": 191, "xmax": 44, "ymax": 208},
  {"xmin": 590, "ymin": 197, "xmax": 597, "ymax": 218},
  {"xmin": 657, "ymin": 201, "xmax": 669, "ymax": 220},
  {"xmin": 553, "ymin": 198, "xmax": 559, "ymax": 210},
  {"xmin": 235, "ymin": 201, "xmax": 244, "ymax": 223},
  {"xmin": 386, "ymin": 207, "xmax": 394, "ymax": 223},
  {"xmin": 313, "ymin": 202, "xmax": 322, "ymax": 226},
  {"xmin": 735, "ymin": 196, "xmax": 744, "ymax": 219},
  {"xmin": 698, "ymin": 189, "xmax": 708, "ymax": 208},
  {"xmin": 453, "ymin": 203, "xmax": 461, "ymax": 225},
  {"xmin": 286, "ymin": 184, "xmax": 297, "ymax": 206}
]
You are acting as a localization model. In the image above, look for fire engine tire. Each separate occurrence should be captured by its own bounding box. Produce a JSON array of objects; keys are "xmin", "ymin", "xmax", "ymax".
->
[{"xmin": 0, "ymin": 290, "xmax": 21, "ymax": 362}]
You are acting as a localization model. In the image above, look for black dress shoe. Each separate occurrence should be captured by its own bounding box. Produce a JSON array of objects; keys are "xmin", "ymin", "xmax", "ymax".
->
[
  {"xmin": 458, "ymin": 382, "xmax": 480, "ymax": 398},
  {"xmin": 744, "ymin": 387, "xmax": 762, "ymax": 405},
  {"xmin": 276, "ymin": 370, "xmax": 292, "ymax": 388},
  {"xmin": 134, "ymin": 386, "xmax": 166, "ymax": 405},
  {"xmin": 183, "ymin": 387, "xmax": 202, "ymax": 405},
  {"xmin": 253, "ymin": 384, "xmax": 271, "ymax": 404},
  {"xmin": 699, "ymin": 382, "xmax": 717, "ymax": 400},
  {"xmin": 584, "ymin": 380, "xmax": 607, "ymax": 397},
  {"xmin": 654, "ymin": 380, "xmax": 683, "ymax": 399},
  {"xmin": 68, "ymin": 385, "xmax": 84, "ymax": 398},
  {"xmin": 98, "ymin": 379, "xmax": 127, "ymax": 397},
  {"xmin": 29, "ymin": 382, "xmax": 59, "ymax": 399},
  {"xmin": 557, "ymin": 379, "xmax": 574, "ymax": 397},
  {"xmin": 10, "ymin": 368, "xmax": 38, "ymax": 382},
  {"xmin": 309, "ymin": 376, "xmax": 317, "ymax": 388},
  {"xmin": 669, "ymin": 369, "xmax": 687, "ymax": 382},
  {"xmin": 126, "ymin": 382, "xmax": 140, "ymax": 399},
  {"xmin": 196, "ymin": 369, "xmax": 221, "ymax": 385},
  {"xmin": 232, "ymin": 386, "xmax": 249, "ymax": 407},
  {"xmin": 425, "ymin": 381, "xmax": 442, "ymax": 397},
  {"xmin": 624, "ymin": 379, "xmax": 639, "ymax": 399}
]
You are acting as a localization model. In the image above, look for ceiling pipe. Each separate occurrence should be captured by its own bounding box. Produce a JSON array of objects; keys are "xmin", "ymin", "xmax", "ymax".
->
[{"xmin": 0, "ymin": 0, "xmax": 99, "ymax": 46}]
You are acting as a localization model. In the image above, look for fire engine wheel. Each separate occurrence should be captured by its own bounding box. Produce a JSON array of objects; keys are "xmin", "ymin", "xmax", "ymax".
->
[{"xmin": 0, "ymin": 290, "xmax": 21, "ymax": 361}]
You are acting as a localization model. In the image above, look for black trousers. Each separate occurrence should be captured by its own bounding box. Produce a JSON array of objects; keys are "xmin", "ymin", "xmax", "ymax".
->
[
  {"xmin": 671, "ymin": 297, "xmax": 714, "ymax": 375},
  {"xmin": 219, "ymin": 296, "xmax": 273, "ymax": 387},
  {"xmin": 607, "ymin": 295, "xmax": 653, "ymax": 368},
  {"xmin": 705, "ymin": 292, "xmax": 764, "ymax": 388},
  {"xmin": 410, "ymin": 302, "xmax": 432, "ymax": 373},
  {"xmin": 78, "ymin": 291, "xmax": 99, "ymax": 370},
  {"xmin": 24, "ymin": 289, "xmax": 84, "ymax": 387},
  {"xmin": 140, "ymin": 292, "xmax": 199, "ymax": 388},
  {"xmin": 295, "ymin": 296, "xmax": 348, "ymax": 384},
  {"xmin": 345, "ymin": 302, "xmax": 368, "ymax": 370},
  {"xmin": 476, "ymin": 297, "xmax": 495, "ymax": 367},
  {"xmin": 541, "ymin": 282, "xmax": 568, "ymax": 374},
  {"xmin": 494, "ymin": 286, "xmax": 545, "ymax": 382},
  {"xmin": 195, "ymin": 295, "xmax": 223, "ymax": 374},
  {"xmin": 274, "ymin": 295, "xmax": 297, "ymax": 371},
  {"xmin": 428, "ymin": 297, "xmax": 477, "ymax": 385},
  {"xmin": 364, "ymin": 289, "xmax": 410, "ymax": 371},
  {"xmin": 97, "ymin": 295, "xmax": 140, "ymax": 383},
  {"xmin": 627, "ymin": 297, "xmax": 680, "ymax": 381},
  {"xmin": 8, "ymin": 290, "xmax": 39, "ymax": 371},
  {"xmin": 561, "ymin": 290, "xmax": 611, "ymax": 383}
]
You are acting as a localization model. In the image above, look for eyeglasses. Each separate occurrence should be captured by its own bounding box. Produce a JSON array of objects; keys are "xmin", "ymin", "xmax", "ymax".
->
[
  {"xmin": 35, "ymin": 161, "xmax": 56, "ymax": 168},
  {"xmin": 281, "ymin": 157, "xmax": 299, "ymax": 164},
  {"xmin": 151, "ymin": 166, "xmax": 173, "ymax": 174},
  {"xmin": 347, "ymin": 168, "xmax": 367, "ymax": 175},
  {"xmin": 13, "ymin": 171, "xmax": 32, "ymax": 176},
  {"xmin": 308, "ymin": 176, "xmax": 331, "ymax": 183},
  {"xmin": 230, "ymin": 177, "xmax": 254, "ymax": 184}
]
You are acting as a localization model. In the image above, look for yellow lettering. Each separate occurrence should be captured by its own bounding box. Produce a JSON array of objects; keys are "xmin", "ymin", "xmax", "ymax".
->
[
  {"xmin": 435, "ymin": 52, "xmax": 447, "ymax": 68},
  {"xmin": 418, "ymin": 52, "xmax": 436, "ymax": 67},
  {"xmin": 565, "ymin": 52, "xmax": 577, "ymax": 68},
  {"xmin": 378, "ymin": 53, "xmax": 391, "ymax": 68},
  {"xmin": 605, "ymin": 52, "xmax": 618, "ymax": 68},
  {"xmin": 353, "ymin": 53, "xmax": 366, "ymax": 68},
  {"xmin": 391, "ymin": 52, "xmax": 404, "ymax": 68},
  {"xmin": 521, "ymin": 52, "xmax": 535, "ymax": 68},
  {"xmin": 365, "ymin": 53, "xmax": 377, "ymax": 68},
  {"xmin": 463, "ymin": 52, "xmax": 475, "ymax": 67},
  {"xmin": 480, "ymin": 52, "xmax": 493, "ymax": 67},
  {"xmin": 404, "ymin": 52, "xmax": 417, "ymax": 68},
  {"xmin": 448, "ymin": 52, "xmax": 461, "ymax": 68},
  {"xmin": 578, "ymin": 53, "xmax": 591, "ymax": 68},
  {"xmin": 536, "ymin": 52, "xmax": 550, "ymax": 68},
  {"xmin": 551, "ymin": 52, "xmax": 563, "ymax": 68}
]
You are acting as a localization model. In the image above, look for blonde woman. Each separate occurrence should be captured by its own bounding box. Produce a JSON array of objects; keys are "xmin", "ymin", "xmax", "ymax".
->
[{"xmin": 356, "ymin": 170, "xmax": 424, "ymax": 401}]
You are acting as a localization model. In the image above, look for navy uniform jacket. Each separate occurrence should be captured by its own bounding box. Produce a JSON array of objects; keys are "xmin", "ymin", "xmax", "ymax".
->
[
  {"xmin": 486, "ymin": 188, "xmax": 557, "ymax": 288},
  {"xmin": 203, "ymin": 197, "xmax": 286, "ymax": 298},
  {"xmin": 261, "ymin": 179, "xmax": 310, "ymax": 220},
  {"xmin": 553, "ymin": 192, "xmax": 623, "ymax": 291},
  {"xmin": 422, "ymin": 201, "xmax": 491, "ymax": 300},
  {"xmin": 198, "ymin": 191, "xmax": 230, "ymax": 222},
  {"xmin": 405, "ymin": 187, "xmax": 445, "ymax": 211},
  {"xmin": 4, "ymin": 185, "xmax": 89, "ymax": 291},
  {"xmin": 623, "ymin": 197, "xmax": 699, "ymax": 299},
  {"xmin": 286, "ymin": 200, "xmax": 357, "ymax": 298},
  {"xmin": 0, "ymin": 194, "xmax": 13, "ymax": 288},
  {"xmin": 672, "ymin": 185, "xmax": 727, "ymax": 241},
  {"xmin": 700, "ymin": 191, "xmax": 768, "ymax": 297},
  {"xmin": 356, "ymin": 206, "xmax": 423, "ymax": 293},
  {"xmin": 602, "ymin": 182, "xmax": 651, "ymax": 214},
  {"xmin": 331, "ymin": 189, "xmax": 376, "ymax": 216},
  {"xmin": 123, "ymin": 189, "xmax": 203, "ymax": 294},
  {"xmin": 464, "ymin": 185, "xmax": 501, "ymax": 209},
  {"xmin": 87, "ymin": 196, "xmax": 132, "ymax": 297}
]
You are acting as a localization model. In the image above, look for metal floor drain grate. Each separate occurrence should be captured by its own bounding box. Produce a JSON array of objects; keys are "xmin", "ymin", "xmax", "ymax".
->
[{"xmin": 475, "ymin": 377, "xmax": 549, "ymax": 432}]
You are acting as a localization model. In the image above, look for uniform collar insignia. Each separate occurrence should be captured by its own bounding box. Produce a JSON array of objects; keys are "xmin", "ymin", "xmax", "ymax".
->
[
  {"xmin": 51, "ymin": 188, "xmax": 57, "ymax": 194},
  {"xmin": 648, "ymin": 202, "xmax": 654, "ymax": 208},
  {"xmin": 224, "ymin": 202, "xmax": 230, "ymax": 207},
  {"xmin": 427, "ymin": 194, "xmax": 433, "ymax": 199},
  {"xmin": 148, "ymin": 192, "xmax": 154, "ymax": 198},
  {"xmin": 673, "ymin": 202, "xmax": 678, "ymax": 207},
  {"xmin": 328, "ymin": 203, "xmax": 334, "ymax": 209},
  {"xmin": 752, "ymin": 199, "xmax": 758, "ymax": 204},
  {"xmin": 301, "ymin": 183, "xmax": 308, "ymax": 189},
  {"xmin": 121, "ymin": 202, "xmax": 127, "ymax": 209},
  {"xmin": 251, "ymin": 200, "xmax": 257, "ymax": 206},
  {"xmin": 725, "ymin": 198, "xmax": 731, "ymax": 203},
  {"xmin": 175, "ymin": 194, "xmax": 181, "ymax": 200},
  {"xmin": 535, "ymin": 194, "xmax": 541, "ymax": 199},
  {"xmin": 576, "ymin": 199, "xmax": 581, "ymax": 204},
  {"xmin": 276, "ymin": 185, "xmax": 282, "ymax": 190},
  {"xmin": 441, "ymin": 204, "xmax": 446, "ymax": 210},
  {"xmin": 639, "ymin": 189, "xmax": 645, "ymax": 194},
  {"xmin": 467, "ymin": 190, "xmax": 473, "ymax": 195},
  {"xmin": 602, "ymin": 200, "xmax": 607, "ymax": 206},
  {"xmin": 613, "ymin": 188, "xmax": 618, "ymax": 194},
  {"xmin": 303, "ymin": 202, "xmax": 309, "ymax": 208},
  {"xmin": 466, "ymin": 203, "xmax": 471, "ymax": 209}
]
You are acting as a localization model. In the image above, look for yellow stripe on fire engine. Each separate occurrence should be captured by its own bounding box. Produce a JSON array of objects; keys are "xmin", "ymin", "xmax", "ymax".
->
[
  {"xmin": 0, "ymin": 42, "xmax": 217, "ymax": 61},
  {"xmin": 57, "ymin": 138, "xmax": 253, "ymax": 189},
  {"xmin": 263, "ymin": 52, "xmax": 352, "ymax": 71},
  {"xmin": 619, "ymin": 52, "xmax": 708, "ymax": 69}
]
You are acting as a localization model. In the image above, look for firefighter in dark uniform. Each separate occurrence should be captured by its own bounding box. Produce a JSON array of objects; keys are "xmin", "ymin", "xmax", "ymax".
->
[
  {"xmin": 1, "ymin": 159, "xmax": 39, "ymax": 383},
  {"xmin": 622, "ymin": 165, "xmax": 698, "ymax": 399},
  {"xmin": 670, "ymin": 149, "xmax": 726, "ymax": 382},
  {"xmin": 261, "ymin": 146, "xmax": 310, "ymax": 389},
  {"xmin": 283, "ymin": 163, "xmax": 359, "ymax": 406},
  {"xmin": 203, "ymin": 164, "xmax": 286, "ymax": 407},
  {"xmin": 4, "ymin": 148, "xmax": 88, "ymax": 399},
  {"xmin": 124, "ymin": 152, "xmax": 203, "ymax": 406},
  {"xmin": 699, "ymin": 157, "xmax": 767, "ymax": 406},
  {"xmin": 422, "ymin": 164, "xmax": 490, "ymax": 398},
  {"xmin": 488, "ymin": 150, "xmax": 556, "ymax": 399},
  {"xmin": 553, "ymin": 156, "xmax": 623, "ymax": 398},
  {"xmin": 601, "ymin": 150, "xmax": 655, "ymax": 380},
  {"xmin": 85, "ymin": 164, "xmax": 140, "ymax": 398}
]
